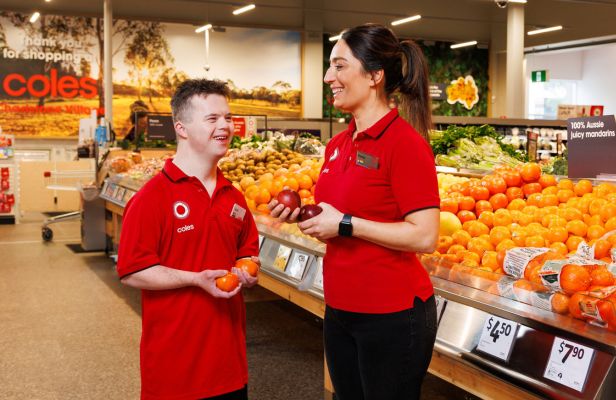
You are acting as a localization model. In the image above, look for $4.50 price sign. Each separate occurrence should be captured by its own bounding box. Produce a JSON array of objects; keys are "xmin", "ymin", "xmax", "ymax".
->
[
  {"xmin": 477, "ymin": 316, "xmax": 519, "ymax": 361},
  {"xmin": 544, "ymin": 337, "xmax": 595, "ymax": 392}
]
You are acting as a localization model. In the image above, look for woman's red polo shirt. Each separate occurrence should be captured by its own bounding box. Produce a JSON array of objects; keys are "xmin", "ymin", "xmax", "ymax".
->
[
  {"xmin": 117, "ymin": 159, "xmax": 259, "ymax": 400},
  {"xmin": 315, "ymin": 109, "xmax": 439, "ymax": 313}
]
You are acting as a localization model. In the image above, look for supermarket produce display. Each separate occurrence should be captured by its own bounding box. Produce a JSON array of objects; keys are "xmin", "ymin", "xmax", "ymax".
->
[{"xmin": 99, "ymin": 129, "xmax": 616, "ymax": 400}]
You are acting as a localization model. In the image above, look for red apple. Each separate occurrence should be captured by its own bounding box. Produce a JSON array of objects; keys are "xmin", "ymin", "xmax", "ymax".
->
[
  {"xmin": 276, "ymin": 189, "xmax": 301, "ymax": 211},
  {"xmin": 298, "ymin": 204, "xmax": 323, "ymax": 222}
]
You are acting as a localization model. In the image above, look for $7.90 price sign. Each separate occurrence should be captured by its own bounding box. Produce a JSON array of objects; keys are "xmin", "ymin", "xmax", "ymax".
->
[
  {"xmin": 477, "ymin": 316, "xmax": 519, "ymax": 362},
  {"xmin": 544, "ymin": 337, "xmax": 595, "ymax": 392}
]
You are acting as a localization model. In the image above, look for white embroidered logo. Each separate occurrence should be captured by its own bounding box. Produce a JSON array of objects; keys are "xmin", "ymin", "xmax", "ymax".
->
[
  {"xmin": 173, "ymin": 201, "xmax": 190, "ymax": 219},
  {"xmin": 329, "ymin": 148, "xmax": 339, "ymax": 162},
  {"xmin": 177, "ymin": 224, "xmax": 194, "ymax": 233}
]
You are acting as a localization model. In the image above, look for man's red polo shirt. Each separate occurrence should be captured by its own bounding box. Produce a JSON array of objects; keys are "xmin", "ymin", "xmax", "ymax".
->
[
  {"xmin": 117, "ymin": 159, "xmax": 259, "ymax": 400},
  {"xmin": 315, "ymin": 109, "xmax": 439, "ymax": 313}
]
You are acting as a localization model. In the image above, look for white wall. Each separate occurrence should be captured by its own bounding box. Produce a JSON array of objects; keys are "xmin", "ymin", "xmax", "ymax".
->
[
  {"xmin": 525, "ymin": 50, "xmax": 583, "ymax": 80},
  {"xmin": 577, "ymin": 45, "xmax": 616, "ymax": 115}
]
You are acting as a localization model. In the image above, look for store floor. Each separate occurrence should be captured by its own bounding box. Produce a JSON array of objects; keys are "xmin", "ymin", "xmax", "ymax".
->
[{"xmin": 0, "ymin": 215, "xmax": 478, "ymax": 400}]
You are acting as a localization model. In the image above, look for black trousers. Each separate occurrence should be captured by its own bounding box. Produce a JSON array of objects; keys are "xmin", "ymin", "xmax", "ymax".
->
[
  {"xmin": 324, "ymin": 296, "xmax": 437, "ymax": 400},
  {"xmin": 200, "ymin": 385, "xmax": 247, "ymax": 400}
]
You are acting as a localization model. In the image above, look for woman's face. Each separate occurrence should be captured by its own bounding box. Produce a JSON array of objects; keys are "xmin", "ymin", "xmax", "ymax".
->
[{"xmin": 324, "ymin": 39, "xmax": 374, "ymax": 113}]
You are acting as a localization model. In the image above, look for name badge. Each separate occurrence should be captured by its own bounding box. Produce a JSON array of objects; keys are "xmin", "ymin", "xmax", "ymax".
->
[
  {"xmin": 230, "ymin": 203, "xmax": 246, "ymax": 221},
  {"xmin": 356, "ymin": 151, "xmax": 379, "ymax": 170}
]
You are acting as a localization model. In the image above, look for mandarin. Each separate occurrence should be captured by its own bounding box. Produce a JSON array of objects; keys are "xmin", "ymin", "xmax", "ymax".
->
[
  {"xmin": 520, "ymin": 163, "xmax": 542, "ymax": 183},
  {"xmin": 561, "ymin": 264, "xmax": 592, "ymax": 295}
]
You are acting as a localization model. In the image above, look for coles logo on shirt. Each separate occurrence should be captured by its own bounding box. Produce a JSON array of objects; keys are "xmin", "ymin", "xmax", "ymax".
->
[{"xmin": 173, "ymin": 201, "xmax": 190, "ymax": 219}]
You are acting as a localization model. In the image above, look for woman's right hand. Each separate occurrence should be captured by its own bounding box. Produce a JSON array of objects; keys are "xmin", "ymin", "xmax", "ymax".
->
[{"xmin": 268, "ymin": 199, "xmax": 301, "ymax": 223}]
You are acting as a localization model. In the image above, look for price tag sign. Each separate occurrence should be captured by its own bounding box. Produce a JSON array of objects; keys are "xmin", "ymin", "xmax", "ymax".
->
[
  {"xmin": 477, "ymin": 316, "xmax": 519, "ymax": 362},
  {"xmin": 313, "ymin": 257, "xmax": 324, "ymax": 290},
  {"xmin": 285, "ymin": 251, "xmax": 310, "ymax": 280},
  {"xmin": 544, "ymin": 337, "xmax": 594, "ymax": 392},
  {"xmin": 435, "ymin": 295, "xmax": 447, "ymax": 326},
  {"xmin": 258, "ymin": 235, "xmax": 264, "ymax": 249},
  {"xmin": 273, "ymin": 245, "xmax": 292, "ymax": 272}
]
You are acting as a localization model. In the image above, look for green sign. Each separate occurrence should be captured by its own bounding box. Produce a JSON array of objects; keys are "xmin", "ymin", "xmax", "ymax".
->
[{"xmin": 531, "ymin": 70, "xmax": 548, "ymax": 82}]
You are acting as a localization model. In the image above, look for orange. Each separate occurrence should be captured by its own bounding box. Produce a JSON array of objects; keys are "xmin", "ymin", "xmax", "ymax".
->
[
  {"xmin": 543, "ymin": 215, "xmax": 567, "ymax": 228},
  {"xmin": 492, "ymin": 211, "xmax": 513, "ymax": 227},
  {"xmin": 284, "ymin": 177, "xmax": 299, "ymax": 191},
  {"xmin": 270, "ymin": 180, "xmax": 285, "ymax": 197},
  {"xmin": 288, "ymin": 163, "xmax": 301, "ymax": 172},
  {"xmin": 605, "ymin": 217, "xmax": 616, "ymax": 232},
  {"xmin": 551, "ymin": 293, "xmax": 570, "ymax": 314},
  {"xmin": 239, "ymin": 176, "xmax": 255, "ymax": 191},
  {"xmin": 569, "ymin": 292, "xmax": 587, "ymax": 319},
  {"xmin": 520, "ymin": 163, "xmax": 542, "ymax": 183},
  {"xmin": 502, "ymin": 171, "xmax": 522, "ymax": 188},
  {"xmin": 258, "ymin": 172, "xmax": 274, "ymax": 182},
  {"xmin": 298, "ymin": 189, "xmax": 312, "ymax": 199},
  {"xmin": 459, "ymin": 196, "xmax": 476, "ymax": 211},
  {"xmin": 436, "ymin": 236, "xmax": 455, "ymax": 254},
  {"xmin": 593, "ymin": 239, "xmax": 612, "ymax": 260},
  {"xmin": 527, "ymin": 222, "xmax": 547, "ymax": 237},
  {"xmin": 506, "ymin": 187, "xmax": 524, "ymax": 202},
  {"xmin": 482, "ymin": 251, "xmax": 499, "ymax": 270},
  {"xmin": 457, "ymin": 210, "xmax": 477, "ymax": 223},
  {"xmin": 440, "ymin": 198, "xmax": 459, "ymax": 214},
  {"xmin": 467, "ymin": 237, "xmax": 494, "ymax": 258},
  {"xmin": 477, "ymin": 210, "xmax": 494, "ymax": 228},
  {"xmin": 496, "ymin": 239, "xmax": 516, "ymax": 252},
  {"xmin": 560, "ymin": 207, "xmax": 583, "ymax": 222},
  {"xmin": 542, "ymin": 186, "xmax": 559, "ymax": 196},
  {"xmin": 526, "ymin": 193, "xmax": 542, "ymax": 207},
  {"xmin": 587, "ymin": 225, "xmax": 606, "ymax": 241},
  {"xmin": 608, "ymin": 234, "xmax": 616, "ymax": 247},
  {"xmin": 274, "ymin": 167, "xmax": 289, "ymax": 177},
  {"xmin": 525, "ymin": 235, "xmax": 546, "ymax": 247},
  {"xmin": 511, "ymin": 228, "xmax": 529, "ymax": 247},
  {"xmin": 584, "ymin": 214, "xmax": 602, "ymax": 227},
  {"xmin": 591, "ymin": 268, "xmax": 615, "ymax": 286},
  {"xmin": 601, "ymin": 203, "xmax": 616, "ymax": 223},
  {"xmin": 470, "ymin": 185, "xmax": 490, "ymax": 201},
  {"xmin": 549, "ymin": 242, "xmax": 569, "ymax": 256},
  {"xmin": 589, "ymin": 199, "xmax": 608, "ymax": 216},
  {"xmin": 547, "ymin": 226, "xmax": 569, "ymax": 244},
  {"xmin": 452, "ymin": 229, "xmax": 472, "ymax": 247},
  {"xmin": 483, "ymin": 175, "xmax": 507, "ymax": 195},
  {"xmin": 538, "ymin": 174, "xmax": 557, "ymax": 188},
  {"xmin": 466, "ymin": 221, "xmax": 490, "ymax": 238},
  {"xmin": 489, "ymin": 193, "xmax": 509, "ymax": 211},
  {"xmin": 459, "ymin": 250, "xmax": 481, "ymax": 264},
  {"xmin": 475, "ymin": 200, "xmax": 493, "ymax": 216},
  {"xmin": 245, "ymin": 198, "xmax": 256, "ymax": 211},
  {"xmin": 489, "ymin": 226, "xmax": 511, "ymax": 246},
  {"xmin": 557, "ymin": 179, "xmax": 575, "ymax": 190},
  {"xmin": 566, "ymin": 235, "xmax": 584, "ymax": 253},
  {"xmin": 244, "ymin": 184, "xmax": 260, "ymax": 200},
  {"xmin": 254, "ymin": 187, "xmax": 272, "ymax": 205},
  {"xmin": 574, "ymin": 179, "xmax": 593, "ymax": 197},
  {"xmin": 523, "ymin": 183, "xmax": 543, "ymax": 198},
  {"xmin": 447, "ymin": 244, "xmax": 467, "ymax": 256},
  {"xmin": 560, "ymin": 264, "xmax": 592, "ymax": 295},
  {"xmin": 557, "ymin": 189, "xmax": 575, "ymax": 204},
  {"xmin": 297, "ymin": 174, "xmax": 313, "ymax": 190},
  {"xmin": 256, "ymin": 203, "xmax": 271, "ymax": 215},
  {"xmin": 507, "ymin": 198, "xmax": 526, "ymax": 211},
  {"xmin": 566, "ymin": 220, "xmax": 588, "ymax": 237},
  {"xmin": 539, "ymin": 194, "xmax": 559, "ymax": 208}
]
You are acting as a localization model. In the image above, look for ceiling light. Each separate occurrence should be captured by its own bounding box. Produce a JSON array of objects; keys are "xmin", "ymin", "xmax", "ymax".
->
[
  {"xmin": 510, "ymin": 0, "xmax": 528, "ymax": 3},
  {"xmin": 195, "ymin": 24, "xmax": 212, "ymax": 33},
  {"xmin": 45, "ymin": 0, "xmax": 52, "ymax": 3},
  {"xmin": 450, "ymin": 40, "xmax": 477, "ymax": 49},
  {"xmin": 232, "ymin": 4, "xmax": 255, "ymax": 15},
  {"xmin": 329, "ymin": 34, "xmax": 342, "ymax": 42},
  {"xmin": 391, "ymin": 15, "xmax": 421, "ymax": 26},
  {"xmin": 29, "ymin": 12, "xmax": 40, "ymax": 23},
  {"xmin": 527, "ymin": 25, "xmax": 563, "ymax": 36}
]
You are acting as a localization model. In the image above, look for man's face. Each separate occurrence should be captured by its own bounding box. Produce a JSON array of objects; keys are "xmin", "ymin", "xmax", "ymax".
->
[{"xmin": 178, "ymin": 94, "xmax": 234, "ymax": 159}]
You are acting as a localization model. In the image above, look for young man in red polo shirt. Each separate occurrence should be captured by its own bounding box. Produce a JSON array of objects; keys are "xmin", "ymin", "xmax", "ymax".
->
[{"xmin": 117, "ymin": 79, "xmax": 259, "ymax": 400}]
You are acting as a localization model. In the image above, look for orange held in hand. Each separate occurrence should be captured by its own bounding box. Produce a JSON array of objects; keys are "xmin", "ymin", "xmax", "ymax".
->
[
  {"xmin": 235, "ymin": 259, "xmax": 259, "ymax": 277},
  {"xmin": 216, "ymin": 272, "xmax": 240, "ymax": 292}
]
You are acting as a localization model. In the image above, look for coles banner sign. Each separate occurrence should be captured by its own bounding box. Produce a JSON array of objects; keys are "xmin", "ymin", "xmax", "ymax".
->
[{"xmin": 0, "ymin": 12, "xmax": 301, "ymax": 138}]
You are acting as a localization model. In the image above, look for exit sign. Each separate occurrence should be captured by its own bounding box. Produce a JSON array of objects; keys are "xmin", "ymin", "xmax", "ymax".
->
[{"xmin": 532, "ymin": 70, "xmax": 548, "ymax": 82}]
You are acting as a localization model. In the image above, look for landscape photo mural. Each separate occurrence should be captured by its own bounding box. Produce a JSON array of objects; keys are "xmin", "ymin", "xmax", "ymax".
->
[{"xmin": 0, "ymin": 12, "xmax": 302, "ymax": 138}]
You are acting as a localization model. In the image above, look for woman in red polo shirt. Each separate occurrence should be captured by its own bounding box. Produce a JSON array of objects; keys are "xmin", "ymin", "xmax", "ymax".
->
[{"xmin": 271, "ymin": 24, "xmax": 440, "ymax": 399}]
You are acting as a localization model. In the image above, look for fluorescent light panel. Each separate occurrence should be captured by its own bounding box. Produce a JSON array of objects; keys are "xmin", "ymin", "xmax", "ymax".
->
[
  {"xmin": 195, "ymin": 24, "xmax": 212, "ymax": 33},
  {"xmin": 391, "ymin": 15, "xmax": 421, "ymax": 26},
  {"xmin": 528, "ymin": 25, "xmax": 563, "ymax": 36},
  {"xmin": 329, "ymin": 34, "xmax": 342, "ymax": 42},
  {"xmin": 510, "ymin": 0, "xmax": 528, "ymax": 3},
  {"xmin": 450, "ymin": 40, "xmax": 477, "ymax": 49},
  {"xmin": 29, "ymin": 12, "xmax": 40, "ymax": 23},
  {"xmin": 233, "ymin": 4, "xmax": 255, "ymax": 15}
]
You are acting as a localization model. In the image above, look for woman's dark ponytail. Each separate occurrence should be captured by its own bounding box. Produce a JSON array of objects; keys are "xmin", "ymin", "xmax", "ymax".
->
[
  {"xmin": 399, "ymin": 40, "xmax": 432, "ymax": 142},
  {"xmin": 341, "ymin": 24, "xmax": 432, "ymax": 142}
]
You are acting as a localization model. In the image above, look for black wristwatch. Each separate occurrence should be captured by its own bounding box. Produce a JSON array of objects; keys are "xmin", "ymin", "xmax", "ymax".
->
[{"xmin": 338, "ymin": 214, "xmax": 353, "ymax": 237}]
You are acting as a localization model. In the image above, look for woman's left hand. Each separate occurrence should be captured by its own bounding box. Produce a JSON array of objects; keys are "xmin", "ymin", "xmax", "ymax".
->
[{"xmin": 297, "ymin": 202, "xmax": 343, "ymax": 241}]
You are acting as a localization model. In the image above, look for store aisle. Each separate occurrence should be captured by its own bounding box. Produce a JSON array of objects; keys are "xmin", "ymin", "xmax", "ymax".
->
[{"xmin": 0, "ymin": 216, "xmax": 476, "ymax": 400}]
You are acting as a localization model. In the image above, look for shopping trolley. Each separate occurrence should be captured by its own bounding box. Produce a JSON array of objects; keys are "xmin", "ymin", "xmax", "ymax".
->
[{"xmin": 41, "ymin": 167, "xmax": 98, "ymax": 241}]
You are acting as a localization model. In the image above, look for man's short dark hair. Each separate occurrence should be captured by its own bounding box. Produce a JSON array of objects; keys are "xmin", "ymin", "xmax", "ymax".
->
[{"xmin": 171, "ymin": 79, "xmax": 230, "ymax": 123}]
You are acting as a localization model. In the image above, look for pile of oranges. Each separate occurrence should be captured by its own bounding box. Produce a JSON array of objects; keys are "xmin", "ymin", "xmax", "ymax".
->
[
  {"xmin": 234, "ymin": 158, "xmax": 323, "ymax": 214},
  {"xmin": 432, "ymin": 162, "xmax": 616, "ymax": 328}
]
